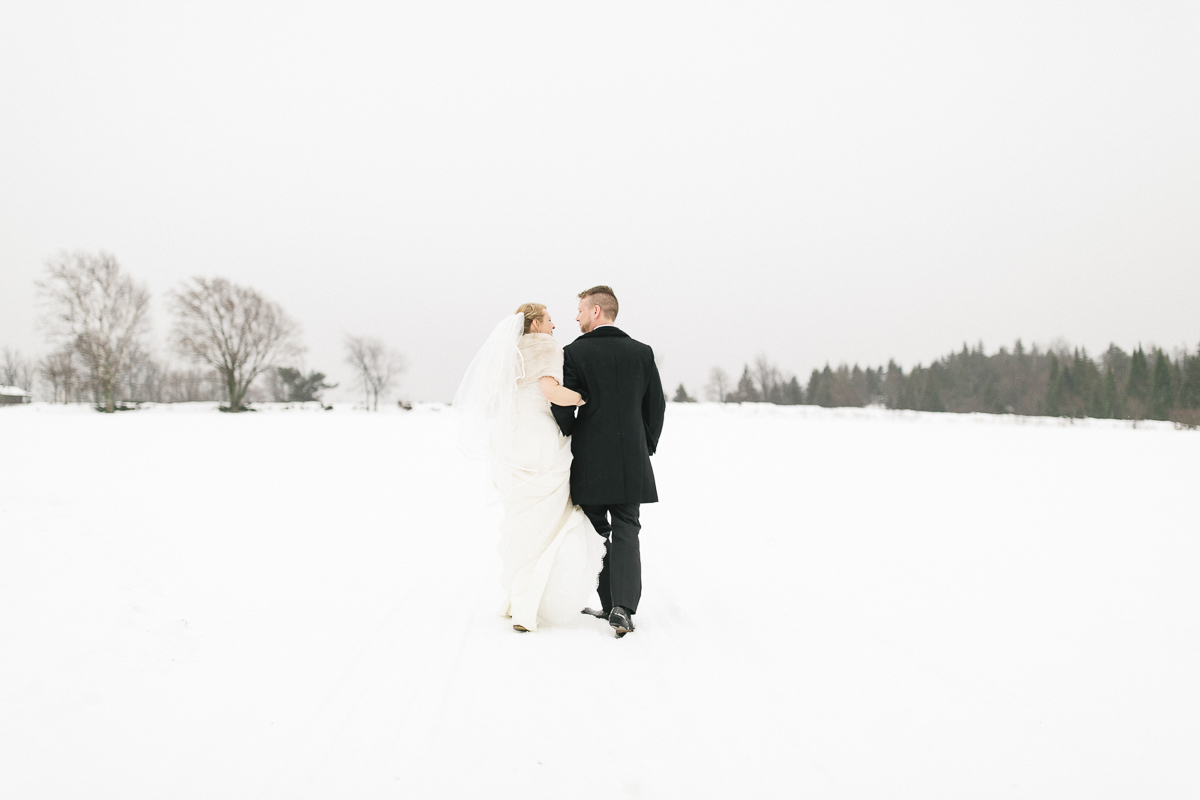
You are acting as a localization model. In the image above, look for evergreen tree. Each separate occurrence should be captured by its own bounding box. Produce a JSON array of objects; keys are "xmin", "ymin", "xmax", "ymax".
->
[
  {"xmin": 898, "ymin": 365, "xmax": 924, "ymax": 410},
  {"xmin": 850, "ymin": 365, "xmax": 866, "ymax": 405},
  {"xmin": 277, "ymin": 367, "xmax": 336, "ymax": 402},
  {"xmin": 982, "ymin": 377, "xmax": 1003, "ymax": 413},
  {"xmin": 1072, "ymin": 348, "xmax": 1101, "ymax": 418},
  {"xmin": 1148, "ymin": 349, "xmax": 1174, "ymax": 420},
  {"xmin": 815, "ymin": 365, "xmax": 834, "ymax": 407},
  {"xmin": 735, "ymin": 365, "xmax": 758, "ymax": 402},
  {"xmin": 1123, "ymin": 346, "xmax": 1150, "ymax": 419},
  {"xmin": 806, "ymin": 369, "xmax": 825, "ymax": 407},
  {"xmin": 1170, "ymin": 356, "xmax": 1185, "ymax": 410},
  {"xmin": 767, "ymin": 380, "xmax": 787, "ymax": 404},
  {"xmin": 1102, "ymin": 344, "xmax": 1131, "ymax": 389},
  {"xmin": 1044, "ymin": 354, "xmax": 1063, "ymax": 416},
  {"xmin": 1098, "ymin": 365, "xmax": 1119, "ymax": 418},
  {"xmin": 1179, "ymin": 344, "xmax": 1200, "ymax": 410},
  {"xmin": 883, "ymin": 360, "xmax": 905, "ymax": 409},
  {"xmin": 919, "ymin": 365, "xmax": 946, "ymax": 412},
  {"xmin": 780, "ymin": 375, "xmax": 804, "ymax": 405},
  {"xmin": 865, "ymin": 366, "xmax": 882, "ymax": 403},
  {"xmin": 672, "ymin": 383, "xmax": 695, "ymax": 403}
]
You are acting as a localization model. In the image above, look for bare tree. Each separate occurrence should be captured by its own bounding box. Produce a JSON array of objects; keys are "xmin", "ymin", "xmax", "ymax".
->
[
  {"xmin": 161, "ymin": 367, "xmax": 223, "ymax": 403},
  {"xmin": 170, "ymin": 277, "xmax": 302, "ymax": 412},
  {"xmin": 706, "ymin": 366, "xmax": 731, "ymax": 402},
  {"xmin": 38, "ymin": 345, "xmax": 80, "ymax": 403},
  {"xmin": 2, "ymin": 348, "xmax": 36, "ymax": 393},
  {"xmin": 344, "ymin": 334, "xmax": 405, "ymax": 410},
  {"xmin": 753, "ymin": 353, "xmax": 779, "ymax": 401},
  {"xmin": 36, "ymin": 251, "xmax": 150, "ymax": 412},
  {"xmin": 120, "ymin": 346, "xmax": 170, "ymax": 403}
]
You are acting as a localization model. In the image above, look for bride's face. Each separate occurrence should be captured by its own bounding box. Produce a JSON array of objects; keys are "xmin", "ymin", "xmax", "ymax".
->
[{"xmin": 532, "ymin": 313, "xmax": 555, "ymax": 335}]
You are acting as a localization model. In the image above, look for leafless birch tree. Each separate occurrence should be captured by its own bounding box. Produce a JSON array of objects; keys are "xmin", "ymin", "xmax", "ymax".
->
[
  {"xmin": 170, "ymin": 277, "xmax": 301, "ymax": 412},
  {"xmin": 706, "ymin": 366, "xmax": 731, "ymax": 402},
  {"xmin": 36, "ymin": 251, "xmax": 150, "ymax": 412},
  {"xmin": 344, "ymin": 334, "xmax": 405, "ymax": 410}
]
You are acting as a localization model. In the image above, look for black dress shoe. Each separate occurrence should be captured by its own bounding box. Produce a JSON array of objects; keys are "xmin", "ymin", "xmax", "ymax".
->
[
  {"xmin": 608, "ymin": 607, "xmax": 634, "ymax": 637},
  {"xmin": 581, "ymin": 607, "xmax": 610, "ymax": 619}
]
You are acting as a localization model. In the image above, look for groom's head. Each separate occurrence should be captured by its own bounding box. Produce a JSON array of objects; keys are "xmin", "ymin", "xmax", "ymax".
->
[{"xmin": 576, "ymin": 286, "xmax": 618, "ymax": 333}]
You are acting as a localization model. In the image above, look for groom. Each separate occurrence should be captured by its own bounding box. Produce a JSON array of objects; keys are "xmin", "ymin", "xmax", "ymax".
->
[{"xmin": 552, "ymin": 286, "xmax": 666, "ymax": 637}]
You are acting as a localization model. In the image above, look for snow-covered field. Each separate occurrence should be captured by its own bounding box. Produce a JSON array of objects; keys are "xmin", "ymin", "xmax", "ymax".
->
[{"xmin": 1, "ymin": 402, "xmax": 1197, "ymax": 799}]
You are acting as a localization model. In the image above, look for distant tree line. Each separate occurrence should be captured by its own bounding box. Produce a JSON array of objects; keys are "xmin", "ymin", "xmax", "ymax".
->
[
  {"xmin": 682, "ymin": 340, "xmax": 1200, "ymax": 425},
  {"xmin": 4, "ymin": 250, "xmax": 404, "ymax": 412},
  {"xmin": 699, "ymin": 355, "xmax": 805, "ymax": 405}
]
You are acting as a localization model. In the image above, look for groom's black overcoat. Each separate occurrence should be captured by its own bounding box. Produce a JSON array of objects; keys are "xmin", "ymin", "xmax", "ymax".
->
[{"xmin": 551, "ymin": 326, "xmax": 666, "ymax": 505}]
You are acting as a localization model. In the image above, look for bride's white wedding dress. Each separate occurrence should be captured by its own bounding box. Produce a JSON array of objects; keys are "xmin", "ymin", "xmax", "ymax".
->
[{"xmin": 454, "ymin": 316, "xmax": 605, "ymax": 632}]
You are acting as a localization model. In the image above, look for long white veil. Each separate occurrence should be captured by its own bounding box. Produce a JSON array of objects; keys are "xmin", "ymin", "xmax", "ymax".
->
[{"xmin": 451, "ymin": 313, "xmax": 526, "ymax": 461}]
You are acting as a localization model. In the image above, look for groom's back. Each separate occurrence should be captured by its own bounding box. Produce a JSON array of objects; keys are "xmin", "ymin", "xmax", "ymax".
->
[{"xmin": 556, "ymin": 327, "xmax": 665, "ymax": 506}]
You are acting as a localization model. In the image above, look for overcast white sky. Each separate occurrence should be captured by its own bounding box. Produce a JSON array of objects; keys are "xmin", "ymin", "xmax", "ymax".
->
[{"xmin": 2, "ymin": 1, "xmax": 1198, "ymax": 402}]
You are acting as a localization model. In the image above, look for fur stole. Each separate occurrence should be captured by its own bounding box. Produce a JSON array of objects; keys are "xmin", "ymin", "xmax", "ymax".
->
[{"xmin": 518, "ymin": 333, "xmax": 564, "ymax": 383}]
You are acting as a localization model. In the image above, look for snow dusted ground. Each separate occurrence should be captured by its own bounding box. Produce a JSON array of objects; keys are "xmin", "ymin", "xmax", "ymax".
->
[{"xmin": 1, "ymin": 402, "xmax": 1198, "ymax": 799}]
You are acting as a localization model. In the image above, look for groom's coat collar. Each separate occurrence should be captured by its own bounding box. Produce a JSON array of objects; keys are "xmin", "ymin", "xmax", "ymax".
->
[{"xmin": 578, "ymin": 325, "xmax": 628, "ymax": 340}]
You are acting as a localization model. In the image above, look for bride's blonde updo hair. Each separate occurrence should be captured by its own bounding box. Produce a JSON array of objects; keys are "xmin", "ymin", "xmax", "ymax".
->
[{"xmin": 516, "ymin": 303, "xmax": 547, "ymax": 334}]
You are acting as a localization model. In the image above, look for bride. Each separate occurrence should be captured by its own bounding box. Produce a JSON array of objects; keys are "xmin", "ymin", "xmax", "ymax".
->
[{"xmin": 453, "ymin": 303, "xmax": 605, "ymax": 632}]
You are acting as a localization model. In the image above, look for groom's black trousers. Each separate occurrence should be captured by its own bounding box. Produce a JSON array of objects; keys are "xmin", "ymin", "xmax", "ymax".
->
[{"xmin": 581, "ymin": 503, "xmax": 641, "ymax": 615}]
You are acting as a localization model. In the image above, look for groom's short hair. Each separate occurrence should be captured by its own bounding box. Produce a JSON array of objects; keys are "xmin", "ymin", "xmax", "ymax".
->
[{"xmin": 579, "ymin": 285, "xmax": 618, "ymax": 321}]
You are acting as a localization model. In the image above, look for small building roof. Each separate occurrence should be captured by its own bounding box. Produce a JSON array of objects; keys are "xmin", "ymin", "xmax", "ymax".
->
[{"xmin": 0, "ymin": 385, "xmax": 31, "ymax": 397}]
